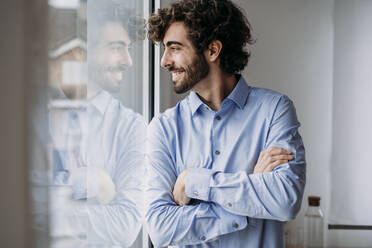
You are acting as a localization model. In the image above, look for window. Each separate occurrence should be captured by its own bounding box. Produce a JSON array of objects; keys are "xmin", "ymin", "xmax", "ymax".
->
[{"xmin": 30, "ymin": 0, "xmax": 152, "ymax": 247}]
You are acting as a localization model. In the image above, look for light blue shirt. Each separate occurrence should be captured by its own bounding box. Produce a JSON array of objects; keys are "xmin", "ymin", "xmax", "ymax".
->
[{"xmin": 146, "ymin": 76, "xmax": 306, "ymax": 248}]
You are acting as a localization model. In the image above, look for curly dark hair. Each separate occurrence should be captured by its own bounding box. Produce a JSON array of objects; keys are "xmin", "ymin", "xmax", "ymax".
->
[{"xmin": 148, "ymin": 0, "xmax": 254, "ymax": 74}]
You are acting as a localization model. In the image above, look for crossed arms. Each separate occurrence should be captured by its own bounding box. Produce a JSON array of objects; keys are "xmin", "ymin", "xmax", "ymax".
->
[{"xmin": 145, "ymin": 95, "xmax": 306, "ymax": 247}]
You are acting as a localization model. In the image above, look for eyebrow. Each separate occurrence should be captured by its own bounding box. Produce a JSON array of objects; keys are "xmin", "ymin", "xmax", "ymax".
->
[
  {"xmin": 105, "ymin": 41, "xmax": 129, "ymax": 47},
  {"xmin": 164, "ymin": 41, "xmax": 184, "ymax": 47}
]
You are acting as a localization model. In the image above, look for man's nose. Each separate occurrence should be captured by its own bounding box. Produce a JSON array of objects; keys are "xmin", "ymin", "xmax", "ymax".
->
[
  {"xmin": 120, "ymin": 49, "xmax": 133, "ymax": 67},
  {"xmin": 160, "ymin": 50, "xmax": 172, "ymax": 68}
]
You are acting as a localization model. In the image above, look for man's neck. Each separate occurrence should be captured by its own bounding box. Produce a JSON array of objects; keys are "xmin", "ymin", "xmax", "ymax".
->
[
  {"xmin": 87, "ymin": 79, "xmax": 103, "ymax": 99},
  {"xmin": 193, "ymin": 71, "xmax": 238, "ymax": 111}
]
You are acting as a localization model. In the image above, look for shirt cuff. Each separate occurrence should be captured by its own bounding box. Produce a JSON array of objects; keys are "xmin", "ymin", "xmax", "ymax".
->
[
  {"xmin": 218, "ymin": 210, "xmax": 248, "ymax": 237},
  {"xmin": 185, "ymin": 168, "xmax": 215, "ymax": 201}
]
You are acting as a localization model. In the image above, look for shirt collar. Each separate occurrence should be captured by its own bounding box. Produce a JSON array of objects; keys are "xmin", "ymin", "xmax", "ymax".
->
[
  {"xmin": 188, "ymin": 91, "xmax": 204, "ymax": 116},
  {"xmin": 88, "ymin": 90, "xmax": 111, "ymax": 116},
  {"xmin": 227, "ymin": 75, "xmax": 250, "ymax": 110},
  {"xmin": 188, "ymin": 75, "xmax": 250, "ymax": 115}
]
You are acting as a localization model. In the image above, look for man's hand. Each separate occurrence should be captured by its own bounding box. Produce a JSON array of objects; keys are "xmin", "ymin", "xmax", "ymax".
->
[
  {"xmin": 71, "ymin": 167, "xmax": 116, "ymax": 205},
  {"xmin": 253, "ymin": 147, "xmax": 294, "ymax": 174},
  {"xmin": 172, "ymin": 168, "xmax": 192, "ymax": 206}
]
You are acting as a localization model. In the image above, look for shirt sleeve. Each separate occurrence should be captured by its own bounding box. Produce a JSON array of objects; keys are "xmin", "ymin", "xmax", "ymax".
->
[
  {"xmin": 145, "ymin": 117, "xmax": 247, "ymax": 247},
  {"xmin": 185, "ymin": 95, "xmax": 306, "ymax": 221}
]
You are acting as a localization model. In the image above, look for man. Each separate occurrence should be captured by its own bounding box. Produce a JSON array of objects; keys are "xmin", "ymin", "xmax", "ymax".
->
[
  {"xmin": 48, "ymin": 2, "xmax": 146, "ymax": 247},
  {"xmin": 145, "ymin": 0, "xmax": 306, "ymax": 247}
]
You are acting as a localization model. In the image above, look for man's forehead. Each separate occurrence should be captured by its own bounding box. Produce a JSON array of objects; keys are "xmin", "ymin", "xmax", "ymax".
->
[
  {"xmin": 163, "ymin": 22, "xmax": 190, "ymax": 46},
  {"xmin": 99, "ymin": 22, "xmax": 131, "ymax": 45}
]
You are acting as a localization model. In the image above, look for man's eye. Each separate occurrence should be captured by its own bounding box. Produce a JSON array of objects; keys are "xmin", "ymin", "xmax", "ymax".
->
[
  {"xmin": 170, "ymin": 46, "xmax": 180, "ymax": 51},
  {"xmin": 108, "ymin": 45, "xmax": 126, "ymax": 52},
  {"xmin": 108, "ymin": 46, "xmax": 118, "ymax": 51}
]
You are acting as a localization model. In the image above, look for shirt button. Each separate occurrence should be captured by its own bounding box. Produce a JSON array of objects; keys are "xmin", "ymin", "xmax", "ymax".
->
[
  {"xmin": 216, "ymin": 115, "xmax": 221, "ymax": 120},
  {"xmin": 215, "ymin": 150, "xmax": 220, "ymax": 155},
  {"xmin": 200, "ymin": 236, "xmax": 206, "ymax": 241},
  {"xmin": 194, "ymin": 191, "xmax": 199, "ymax": 196},
  {"xmin": 233, "ymin": 222, "xmax": 239, "ymax": 229},
  {"xmin": 227, "ymin": 202, "xmax": 232, "ymax": 207}
]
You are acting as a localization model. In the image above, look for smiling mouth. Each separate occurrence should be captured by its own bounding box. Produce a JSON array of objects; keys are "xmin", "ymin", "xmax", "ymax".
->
[
  {"xmin": 107, "ymin": 65, "xmax": 128, "ymax": 73},
  {"xmin": 105, "ymin": 66, "xmax": 127, "ymax": 82},
  {"xmin": 172, "ymin": 70, "xmax": 183, "ymax": 75},
  {"xmin": 172, "ymin": 71, "xmax": 183, "ymax": 80},
  {"xmin": 170, "ymin": 69, "xmax": 185, "ymax": 80}
]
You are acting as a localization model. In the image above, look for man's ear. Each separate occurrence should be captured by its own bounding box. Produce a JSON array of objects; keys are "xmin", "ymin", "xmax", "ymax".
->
[{"xmin": 205, "ymin": 40, "xmax": 223, "ymax": 62}]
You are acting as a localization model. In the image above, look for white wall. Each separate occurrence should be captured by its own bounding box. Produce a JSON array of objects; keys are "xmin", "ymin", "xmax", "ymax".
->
[
  {"xmin": 331, "ymin": 0, "xmax": 372, "ymax": 225},
  {"xmin": 327, "ymin": 0, "xmax": 372, "ymax": 246},
  {"xmin": 238, "ymin": 0, "xmax": 334, "ymax": 244}
]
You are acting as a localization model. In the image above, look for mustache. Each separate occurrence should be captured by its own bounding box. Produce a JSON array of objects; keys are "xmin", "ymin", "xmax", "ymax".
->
[
  {"xmin": 106, "ymin": 65, "xmax": 128, "ymax": 72},
  {"xmin": 168, "ymin": 67, "xmax": 185, "ymax": 73}
]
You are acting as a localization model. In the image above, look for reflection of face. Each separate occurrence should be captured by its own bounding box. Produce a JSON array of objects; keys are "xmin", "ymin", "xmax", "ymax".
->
[
  {"xmin": 161, "ymin": 22, "xmax": 209, "ymax": 94},
  {"xmin": 90, "ymin": 22, "xmax": 132, "ymax": 93}
]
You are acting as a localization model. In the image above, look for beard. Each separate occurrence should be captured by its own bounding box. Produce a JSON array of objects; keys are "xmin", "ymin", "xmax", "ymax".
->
[
  {"xmin": 89, "ymin": 64, "xmax": 128, "ymax": 94},
  {"xmin": 169, "ymin": 52, "xmax": 210, "ymax": 94}
]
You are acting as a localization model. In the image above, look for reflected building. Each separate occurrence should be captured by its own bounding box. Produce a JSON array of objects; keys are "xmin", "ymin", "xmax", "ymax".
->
[{"xmin": 48, "ymin": 1, "xmax": 87, "ymax": 100}]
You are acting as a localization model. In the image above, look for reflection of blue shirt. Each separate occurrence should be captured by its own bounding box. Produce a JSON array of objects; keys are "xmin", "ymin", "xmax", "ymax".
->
[
  {"xmin": 146, "ymin": 76, "xmax": 306, "ymax": 247},
  {"xmin": 49, "ymin": 90, "xmax": 146, "ymax": 247},
  {"xmin": 80, "ymin": 90, "xmax": 146, "ymax": 247}
]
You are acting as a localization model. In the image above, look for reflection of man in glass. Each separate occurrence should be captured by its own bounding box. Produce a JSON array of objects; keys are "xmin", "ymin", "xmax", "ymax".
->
[
  {"xmin": 88, "ymin": 9, "xmax": 133, "ymax": 95},
  {"xmin": 53, "ymin": 2, "xmax": 146, "ymax": 247},
  {"xmin": 146, "ymin": 0, "xmax": 305, "ymax": 247}
]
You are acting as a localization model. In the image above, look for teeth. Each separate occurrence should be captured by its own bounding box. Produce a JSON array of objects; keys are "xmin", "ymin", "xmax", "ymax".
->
[
  {"xmin": 172, "ymin": 71, "xmax": 183, "ymax": 81},
  {"xmin": 112, "ymin": 71, "xmax": 123, "ymax": 81}
]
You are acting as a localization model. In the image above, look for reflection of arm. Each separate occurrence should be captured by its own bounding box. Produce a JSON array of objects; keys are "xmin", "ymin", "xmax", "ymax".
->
[
  {"xmin": 76, "ymin": 115, "xmax": 145, "ymax": 247},
  {"xmin": 145, "ymin": 118, "xmax": 247, "ymax": 247},
  {"xmin": 185, "ymin": 95, "xmax": 306, "ymax": 221}
]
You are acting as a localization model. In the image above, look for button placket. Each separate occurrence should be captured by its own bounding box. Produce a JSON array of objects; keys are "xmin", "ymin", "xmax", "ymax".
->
[
  {"xmin": 211, "ymin": 110, "xmax": 224, "ymax": 159},
  {"xmin": 210, "ymin": 112, "xmax": 221, "ymax": 159}
]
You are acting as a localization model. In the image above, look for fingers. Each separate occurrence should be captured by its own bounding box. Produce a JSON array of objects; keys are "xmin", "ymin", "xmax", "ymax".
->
[
  {"xmin": 270, "ymin": 154, "xmax": 294, "ymax": 162},
  {"xmin": 259, "ymin": 150, "xmax": 293, "ymax": 165},
  {"xmin": 264, "ymin": 159, "xmax": 289, "ymax": 172},
  {"xmin": 254, "ymin": 147, "xmax": 294, "ymax": 174},
  {"xmin": 264, "ymin": 146, "xmax": 292, "ymax": 156},
  {"xmin": 173, "ymin": 192, "xmax": 190, "ymax": 206},
  {"xmin": 172, "ymin": 169, "xmax": 191, "ymax": 206},
  {"xmin": 259, "ymin": 147, "xmax": 292, "ymax": 162}
]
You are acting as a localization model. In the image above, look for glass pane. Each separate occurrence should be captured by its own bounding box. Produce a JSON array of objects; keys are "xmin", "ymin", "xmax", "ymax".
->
[{"xmin": 46, "ymin": 0, "xmax": 148, "ymax": 247}]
